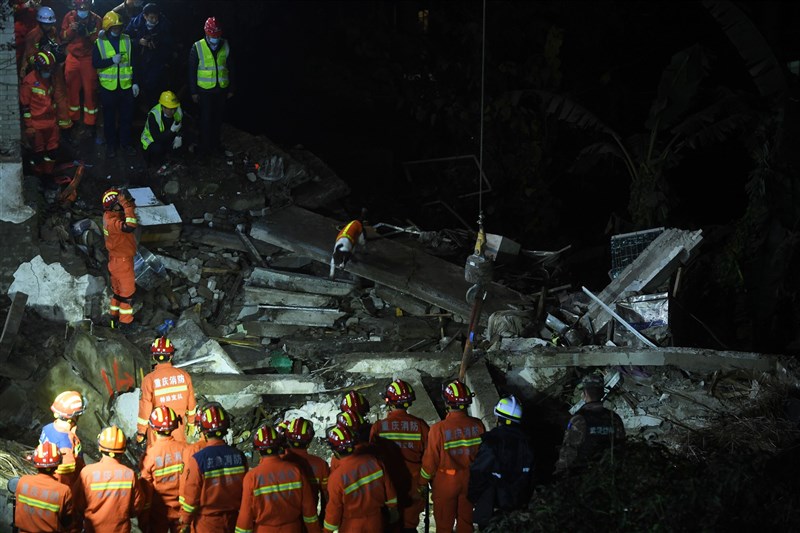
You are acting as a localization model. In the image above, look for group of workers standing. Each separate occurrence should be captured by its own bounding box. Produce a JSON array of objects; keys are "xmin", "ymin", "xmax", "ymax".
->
[
  {"xmin": 15, "ymin": 0, "xmax": 233, "ymax": 173},
  {"xmin": 13, "ymin": 328, "xmax": 625, "ymax": 532}
]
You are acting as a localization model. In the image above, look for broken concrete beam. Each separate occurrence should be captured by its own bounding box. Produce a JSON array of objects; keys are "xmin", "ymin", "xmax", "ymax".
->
[
  {"xmin": 190, "ymin": 373, "xmax": 324, "ymax": 395},
  {"xmin": 243, "ymin": 285, "xmax": 337, "ymax": 308},
  {"xmin": 259, "ymin": 307, "xmax": 347, "ymax": 327},
  {"xmin": 493, "ymin": 344, "xmax": 777, "ymax": 373},
  {"xmin": 168, "ymin": 313, "xmax": 243, "ymax": 374},
  {"xmin": 268, "ymin": 255, "xmax": 313, "ymax": 270},
  {"xmin": 465, "ymin": 361, "xmax": 500, "ymax": 429},
  {"xmin": 282, "ymin": 338, "xmax": 431, "ymax": 359},
  {"xmin": 340, "ymin": 352, "xmax": 455, "ymax": 378},
  {"xmin": 249, "ymin": 266, "xmax": 357, "ymax": 297},
  {"xmin": 182, "ymin": 225, "xmax": 282, "ymax": 256},
  {"xmin": 0, "ymin": 291, "xmax": 28, "ymax": 362},
  {"xmin": 241, "ymin": 321, "xmax": 308, "ymax": 338},
  {"xmin": 358, "ymin": 316, "xmax": 443, "ymax": 339},
  {"xmin": 236, "ymin": 229, "xmax": 268, "ymax": 267},
  {"xmin": 374, "ymin": 284, "xmax": 431, "ymax": 316}
]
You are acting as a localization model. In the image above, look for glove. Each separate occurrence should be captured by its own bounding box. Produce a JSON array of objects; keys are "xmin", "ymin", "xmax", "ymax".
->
[
  {"xmin": 170, "ymin": 121, "xmax": 182, "ymax": 133},
  {"xmin": 387, "ymin": 507, "xmax": 400, "ymax": 524},
  {"xmin": 112, "ymin": 53, "xmax": 121, "ymax": 64},
  {"xmin": 132, "ymin": 84, "xmax": 140, "ymax": 98},
  {"xmin": 172, "ymin": 135, "xmax": 182, "ymax": 150}
]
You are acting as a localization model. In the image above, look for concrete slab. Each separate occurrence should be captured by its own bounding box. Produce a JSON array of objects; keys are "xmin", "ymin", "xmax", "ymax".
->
[
  {"xmin": 243, "ymin": 286, "xmax": 337, "ymax": 308},
  {"xmin": 340, "ymin": 352, "xmax": 456, "ymax": 378},
  {"xmin": 240, "ymin": 321, "xmax": 309, "ymax": 338},
  {"xmin": 0, "ymin": 161, "xmax": 35, "ymax": 223},
  {"xmin": 182, "ymin": 225, "xmax": 282, "ymax": 256},
  {"xmin": 249, "ymin": 266, "xmax": 358, "ymax": 297},
  {"xmin": 374, "ymin": 284, "xmax": 431, "ymax": 316},
  {"xmin": 465, "ymin": 362, "xmax": 500, "ymax": 428},
  {"xmin": 190, "ymin": 373, "xmax": 324, "ymax": 395},
  {"xmin": 169, "ymin": 313, "xmax": 243, "ymax": 374},
  {"xmin": 259, "ymin": 307, "xmax": 348, "ymax": 327}
]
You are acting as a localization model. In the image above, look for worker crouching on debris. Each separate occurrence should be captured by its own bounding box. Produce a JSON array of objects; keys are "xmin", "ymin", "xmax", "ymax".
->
[
  {"xmin": 139, "ymin": 406, "xmax": 187, "ymax": 533},
  {"xmin": 137, "ymin": 336, "xmax": 197, "ymax": 447},
  {"xmin": 73, "ymin": 426, "xmax": 145, "ymax": 533},
  {"xmin": 554, "ymin": 373, "xmax": 626, "ymax": 474},
  {"xmin": 468, "ymin": 396, "xmax": 535, "ymax": 529},
  {"xmin": 419, "ymin": 380, "xmax": 485, "ymax": 533},
  {"xmin": 20, "ymin": 50, "xmax": 60, "ymax": 176},
  {"xmin": 283, "ymin": 417, "xmax": 330, "ymax": 518},
  {"xmin": 236, "ymin": 425, "xmax": 321, "ymax": 533},
  {"xmin": 180, "ymin": 403, "xmax": 247, "ymax": 533},
  {"xmin": 102, "ymin": 187, "xmax": 138, "ymax": 331},
  {"xmin": 39, "ymin": 390, "xmax": 86, "ymax": 488},
  {"xmin": 323, "ymin": 425, "xmax": 399, "ymax": 533},
  {"xmin": 14, "ymin": 443, "xmax": 76, "ymax": 533},
  {"xmin": 141, "ymin": 90, "xmax": 183, "ymax": 168}
]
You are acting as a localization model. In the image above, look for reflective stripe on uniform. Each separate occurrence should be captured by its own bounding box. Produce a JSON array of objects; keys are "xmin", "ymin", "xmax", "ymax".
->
[
  {"xmin": 17, "ymin": 494, "xmax": 60, "ymax": 513},
  {"xmin": 443, "ymin": 437, "xmax": 482, "ymax": 450},
  {"xmin": 154, "ymin": 463, "xmax": 184, "ymax": 478},
  {"xmin": 252, "ymin": 480, "xmax": 302, "ymax": 497},
  {"xmin": 379, "ymin": 432, "xmax": 421, "ymax": 441},
  {"xmin": 194, "ymin": 39, "xmax": 229, "ymax": 89},
  {"xmin": 343, "ymin": 469, "xmax": 383, "ymax": 495},
  {"xmin": 204, "ymin": 465, "xmax": 245, "ymax": 479}
]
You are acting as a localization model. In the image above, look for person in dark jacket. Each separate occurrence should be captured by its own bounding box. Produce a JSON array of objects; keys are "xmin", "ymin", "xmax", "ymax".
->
[
  {"xmin": 125, "ymin": 2, "xmax": 172, "ymax": 109},
  {"xmin": 468, "ymin": 396, "xmax": 535, "ymax": 529},
  {"xmin": 554, "ymin": 373, "xmax": 626, "ymax": 474}
]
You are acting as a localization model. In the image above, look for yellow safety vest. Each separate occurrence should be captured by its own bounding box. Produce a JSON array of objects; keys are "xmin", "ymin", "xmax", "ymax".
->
[
  {"xmin": 141, "ymin": 104, "xmax": 183, "ymax": 149},
  {"xmin": 194, "ymin": 38, "xmax": 229, "ymax": 90},
  {"xmin": 96, "ymin": 35, "xmax": 132, "ymax": 90}
]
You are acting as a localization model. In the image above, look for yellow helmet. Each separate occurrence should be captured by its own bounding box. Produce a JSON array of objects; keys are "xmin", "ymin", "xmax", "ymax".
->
[
  {"xmin": 102, "ymin": 11, "xmax": 122, "ymax": 32},
  {"xmin": 158, "ymin": 90, "xmax": 180, "ymax": 109},
  {"xmin": 98, "ymin": 425, "xmax": 127, "ymax": 454}
]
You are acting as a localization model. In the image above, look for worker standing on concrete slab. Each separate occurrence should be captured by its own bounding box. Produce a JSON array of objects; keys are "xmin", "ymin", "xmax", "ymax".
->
[
  {"xmin": 371, "ymin": 379, "xmax": 430, "ymax": 533},
  {"xmin": 20, "ymin": 50, "xmax": 60, "ymax": 176},
  {"xmin": 102, "ymin": 187, "xmax": 138, "ymax": 331},
  {"xmin": 13, "ymin": 442, "xmax": 75, "ymax": 533},
  {"xmin": 137, "ymin": 336, "xmax": 197, "ymax": 447},
  {"xmin": 323, "ymin": 425, "xmax": 399, "ymax": 532},
  {"xmin": 73, "ymin": 426, "xmax": 146, "ymax": 533},
  {"xmin": 141, "ymin": 90, "xmax": 183, "ymax": 167},
  {"xmin": 39, "ymin": 390, "xmax": 86, "ymax": 489},
  {"xmin": 284, "ymin": 417, "xmax": 330, "ymax": 518},
  {"xmin": 418, "ymin": 380, "xmax": 485, "ymax": 533},
  {"xmin": 61, "ymin": 0, "xmax": 102, "ymax": 141},
  {"xmin": 468, "ymin": 396, "xmax": 535, "ymax": 529},
  {"xmin": 236, "ymin": 425, "xmax": 321, "ymax": 533},
  {"xmin": 554, "ymin": 373, "xmax": 626, "ymax": 474},
  {"xmin": 139, "ymin": 406, "xmax": 187, "ymax": 533},
  {"xmin": 179, "ymin": 404, "xmax": 246, "ymax": 533}
]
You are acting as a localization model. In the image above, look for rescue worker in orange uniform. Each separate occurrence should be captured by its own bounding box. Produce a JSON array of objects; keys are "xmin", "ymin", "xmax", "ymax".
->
[
  {"xmin": 180, "ymin": 403, "xmax": 247, "ymax": 533},
  {"xmin": 102, "ymin": 187, "xmax": 138, "ymax": 331},
  {"xmin": 137, "ymin": 336, "xmax": 197, "ymax": 447},
  {"xmin": 61, "ymin": 0, "xmax": 102, "ymax": 137},
  {"xmin": 13, "ymin": 0, "xmax": 40, "ymax": 70},
  {"xmin": 371, "ymin": 379, "xmax": 430, "ymax": 533},
  {"xmin": 323, "ymin": 425, "xmax": 398, "ymax": 532},
  {"xmin": 13, "ymin": 442, "xmax": 75, "ymax": 533},
  {"xmin": 418, "ymin": 380, "xmax": 485, "ymax": 533},
  {"xmin": 283, "ymin": 417, "xmax": 330, "ymax": 519},
  {"xmin": 38, "ymin": 390, "xmax": 86, "ymax": 488},
  {"xmin": 235, "ymin": 425, "xmax": 321, "ymax": 533},
  {"xmin": 139, "ymin": 406, "xmax": 187, "ymax": 533},
  {"xmin": 20, "ymin": 50, "xmax": 59, "ymax": 176},
  {"xmin": 73, "ymin": 426, "xmax": 146, "ymax": 533},
  {"xmin": 328, "ymin": 410, "xmax": 368, "ymax": 474},
  {"xmin": 340, "ymin": 390, "xmax": 372, "ymax": 442}
]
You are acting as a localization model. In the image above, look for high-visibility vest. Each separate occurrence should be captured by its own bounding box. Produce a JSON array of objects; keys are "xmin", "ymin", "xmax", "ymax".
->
[
  {"xmin": 194, "ymin": 38, "xmax": 229, "ymax": 90},
  {"xmin": 95, "ymin": 34, "xmax": 132, "ymax": 90},
  {"xmin": 336, "ymin": 220, "xmax": 363, "ymax": 244},
  {"xmin": 141, "ymin": 104, "xmax": 183, "ymax": 149}
]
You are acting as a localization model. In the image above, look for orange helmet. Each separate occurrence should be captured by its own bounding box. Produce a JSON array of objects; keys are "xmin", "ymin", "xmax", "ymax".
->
[
  {"xmin": 253, "ymin": 425, "xmax": 283, "ymax": 453},
  {"xmin": 286, "ymin": 417, "xmax": 314, "ymax": 448},
  {"xmin": 32, "ymin": 442, "xmax": 62, "ymax": 469},
  {"xmin": 149, "ymin": 406, "xmax": 179, "ymax": 433},
  {"xmin": 383, "ymin": 379, "xmax": 415, "ymax": 407},
  {"xmin": 98, "ymin": 425, "xmax": 127, "ymax": 454},
  {"xmin": 326, "ymin": 425, "xmax": 356, "ymax": 455},
  {"xmin": 51, "ymin": 391, "xmax": 86, "ymax": 420},
  {"xmin": 204, "ymin": 17, "xmax": 222, "ymax": 37},
  {"xmin": 442, "ymin": 380, "xmax": 473, "ymax": 408},
  {"xmin": 340, "ymin": 390, "xmax": 370, "ymax": 417},
  {"xmin": 150, "ymin": 336, "xmax": 175, "ymax": 362},
  {"xmin": 199, "ymin": 403, "xmax": 229, "ymax": 436},
  {"xmin": 102, "ymin": 188, "xmax": 120, "ymax": 210}
]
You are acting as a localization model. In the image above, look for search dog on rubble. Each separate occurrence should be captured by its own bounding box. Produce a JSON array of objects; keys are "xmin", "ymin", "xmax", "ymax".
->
[{"xmin": 329, "ymin": 209, "xmax": 367, "ymax": 279}]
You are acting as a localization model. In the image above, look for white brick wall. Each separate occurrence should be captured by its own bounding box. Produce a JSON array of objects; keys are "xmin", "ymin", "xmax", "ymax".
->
[{"xmin": 0, "ymin": 3, "xmax": 21, "ymax": 160}]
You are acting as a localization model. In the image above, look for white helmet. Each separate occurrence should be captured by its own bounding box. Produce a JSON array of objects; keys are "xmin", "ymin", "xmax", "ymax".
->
[
  {"xmin": 37, "ymin": 6, "xmax": 56, "ymax": 24},
  {"xmin": 494, "ymin": 395, "xmax": 522, "ymax": 424}
]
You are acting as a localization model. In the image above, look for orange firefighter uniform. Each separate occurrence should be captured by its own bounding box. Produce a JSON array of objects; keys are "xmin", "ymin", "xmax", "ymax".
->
[
  {"xmin": 22, "ymin": 25, "xmax": 72, "ymax": 131},
  {"xmin": 139, "ymin": 435, "xmax": 187, "ymax": 533},
  {"xmin": 371, "ymin": 409, "xmax": 430, "ymax": 531},
  {"xmin": 20, "ymin": 68, "xmax": 59, "ymax": 175},
  {"xmin": 73, "ymin": 455, "xmax": 146, "ymax": 533},
  {"xmin": 14, "ymin": 471, "xmax": 75, "ymax": 533},
  {"xmin": 61, "ymin": 8, "xmax": 101, "ymax": 126},
  {"xmin": 38, "ymin": 423, "xmax": 85, "ymax": 489},
  {"xmin": 323, "ymin": 452, "xmax": 397, "ymax": 533},
  {"xmin": 137, "ymin": 362, "xmax": 197, "ymax": 444},
  {"xmin": 103, "ymin": 194, "xmax": 137, "ymax": 324},
  {"xmin": 419, "ymin": 410, "xmax": 485, "ymax": 533},
  {"xmin": 285, "ymin": 447, "xmax": 330, "ymax": 513},
  {"xmin": 235, "ymin": 454, "xmax": 321, "ymax": 533},
  {"xmin": 180, "ymin": 440, "xmax": 247, "ymax": 532}
]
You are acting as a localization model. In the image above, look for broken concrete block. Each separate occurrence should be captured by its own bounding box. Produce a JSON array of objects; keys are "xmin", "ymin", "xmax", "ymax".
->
[
  {"xmin": 168, "ymin": 315, "xmax": 243, "ymax": 374},
  {"xmin": 241, "ymin": 321, "xmax": 307, "ymax": 338},
  {"xmin": 243, "ymin": 286, "xmax": 336, "ymax": 308},
  {"xmin": 259, "ymin": 307, "xmax": 347, "ymax": 327},
  {"xmin": 248, "ymin": 266, "xmax": 357, "ymax": 297},
  {"xmin": 465, "ymin": 362, "xmax": 500, "ymax": 429},
  {"xmin": 374, "ymin": 284, "xmax": 430, "ymax": 316},
  {"xmin": 191, "ymin": 373, "xmax": 324, "ymax": 395},
  {"xmin": 340, "ymin": 352, "xmax": 454, "ymax": 378}
]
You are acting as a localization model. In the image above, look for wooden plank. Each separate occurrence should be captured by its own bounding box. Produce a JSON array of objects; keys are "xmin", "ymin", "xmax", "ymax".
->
[
  {"xmin": 249, "ymin": 206, "xmax": 531, "ymax": 324},
  {"xmin": 0, "ymin": 292, "xmax": 28, "ymax": 363}
]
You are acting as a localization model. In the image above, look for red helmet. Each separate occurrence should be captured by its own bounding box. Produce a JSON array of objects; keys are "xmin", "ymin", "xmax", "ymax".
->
[
  {"xmin": 34, "ymin": 50, "xmax": 55, "ymax": 71},
  {"xmin": 384, "ymin": 379, "xmax": 415, "ymax": 407},
  {"xmin": 253, "ymin": 425, "xmax": 283, "ymax": 453},
  {"xmin": 150, "ymin": 336, "xmax": 175, "ymax": 362},
  {"xmin": 276, "ymin": 419, "xmax": 291, "ymax": 436},
  {"xmin": 340, "ymin": 390, "xmax": 370, "ymax": 417},
  {"xmin": 149, "ymin": 406, "xmax": 179, "ymax": 433},
  {"xmin": 102, "ymin": 188, "xmax": 120, "ymax": 210},
  {"xmin": 286, "ymin": 417, "xmax": 314, "ymax": 447},
  {"xmin": 326, "ymin": 425, "xmax": 356, "ymax": 455},
  {"xmin": 32, "ymin": 442, "xmax": 62, "ymax": 469},
  {"xmin": 74, "ymin": 0, "xmax": 91, "ymax": 9},
  {"xmin": 98, "ymin": 426, "xmax": 127, "ymax": 454},
  {"xmin": 199, "ymin": 403, "xmax": 229, "ymax": 435},
  {"xmin": 442, "ymin": 380, "xmax": 474, "ymax": 408},
  {"xmin": 336, "ymin": 410, "xmax": 364, "ymax": 433},
  {"xmin": 51, "ymin": 391, "xmax": 86, "ymax": 420},
  {"xmin": 204, "ymin": 17, "xmax": 222, "ymax": 37}
]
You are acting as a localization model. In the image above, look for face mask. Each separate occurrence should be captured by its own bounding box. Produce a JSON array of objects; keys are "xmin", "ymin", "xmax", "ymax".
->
[
  {"xmin": 207, "ymin": 37, "xmax": 220, "ymax": 46},
  {"xmin": 110, "ymin": 30, "xmax": 120, "ymax": 37},
  {"xmin": 146, "ymin": 21, "xmax": 157, "ymax": 30},
  {"xmin": 41, "ymin": 71, "xmax": 51, "ymax": 78},
  {"xmin": 77, "ymin": 10, "xmax": 88, "ymax": 18}
]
